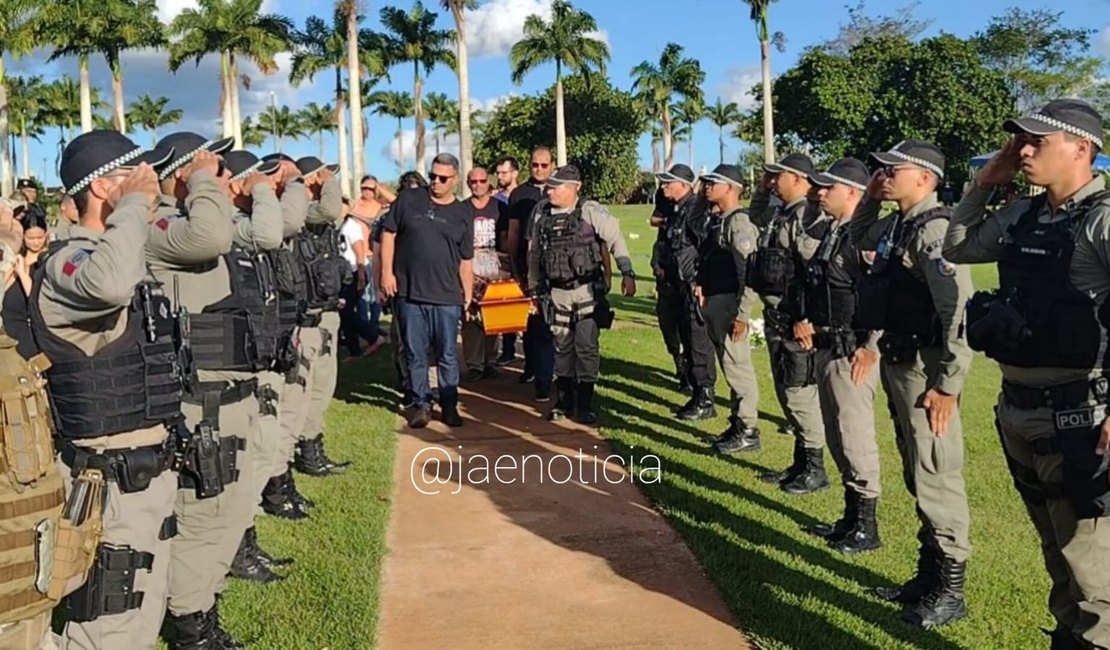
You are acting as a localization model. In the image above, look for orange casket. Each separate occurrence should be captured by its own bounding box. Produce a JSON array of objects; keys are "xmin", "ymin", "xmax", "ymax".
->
[{"xmin": 477, "ymin": 279, "xmax": 531, "ymax": 335}]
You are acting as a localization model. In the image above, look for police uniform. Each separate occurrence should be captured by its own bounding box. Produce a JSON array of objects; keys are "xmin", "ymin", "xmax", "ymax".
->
[
  {"xmin": 850, "ymin": 140, "xmax": 973, "ymax": 628},
  {"xmin": 945, "ymin": 101, "xmax": 1110, "ymax": 647},
  {"xmin": 30, "ymin": 131, "xmax": 184, "ymax": 649},
  {"xmin": 749, "ymin": 154, "xmax": 830, "ymax": 493},
  {"xmin": 798, "ymin": 159, "xmax": 884, "ymax": 554},
  {"xmin": 652, "ymin": 166, "xmax": 695, "ymax": 392},
  {"xmin": 143, "ymin": 132, "xmax": 258, "ymax": 646},
  {"xmin": 691, "ymin": 165, "xmax": 762, "ymax": 453},
  {"xmin": 528, "ymin": 166, "xmax": 635, "ymax": 423}
]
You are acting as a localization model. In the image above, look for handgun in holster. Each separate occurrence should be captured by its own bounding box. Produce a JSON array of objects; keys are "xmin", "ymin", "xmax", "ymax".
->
[
  {"xmin": 320, "ymin": 328, "xmax": 333, "ymax": 356},
  {"xmin": 256, "ymin": 384, "xmax": 279, "ymax": 417},
  {"xmin": 64, "ymin": 543, "xmax": 152, "ymax": 622},
  {"xmin": 185, "ymin": 418, "xmax": 223, "ymax": 499}
]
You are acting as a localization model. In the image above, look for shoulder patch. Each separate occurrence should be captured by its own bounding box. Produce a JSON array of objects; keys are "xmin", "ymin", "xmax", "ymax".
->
[
  {"xmin": 62, "ymin": 249, "xmax": 91, "ymax": 276},
  {"xmin": 155, "ymin": 217, "xmax": 171, "ymax": 231},
  {"xmin": 935, "ymin": 257, "xmax": 956, "ymax": 277},
  {"xmin": 738, "ymin": 238, "xmax": 755, "ymax": 254}
]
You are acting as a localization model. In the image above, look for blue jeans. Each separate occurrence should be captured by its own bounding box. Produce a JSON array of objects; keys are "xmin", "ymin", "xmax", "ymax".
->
[
  {"xmin": 397, "ymin": 298, "xmax": 461, "ymax": 409},
  {"xmin": 358, "ymin": 286, "xmax": 381, "ymax": 343}
]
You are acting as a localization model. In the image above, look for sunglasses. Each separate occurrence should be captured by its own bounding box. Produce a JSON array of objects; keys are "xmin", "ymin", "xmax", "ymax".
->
[
  {"xmin": 430, "ymin": 173, "xmax": 455, "ymax": 184},
  {"xmin": 880, "ymin": 165, "xmax": 911, "ymax": 178},
  {"xmin": 467, "ymin": 178, "xmax": 489, "ymax": 185},
  {"xmin": 531, "ymin": 162, "xmax": 551, "ymax": 169},
  {"xmin": 361, "ymin": 186, "xmax": 376, "ymax": 192}
]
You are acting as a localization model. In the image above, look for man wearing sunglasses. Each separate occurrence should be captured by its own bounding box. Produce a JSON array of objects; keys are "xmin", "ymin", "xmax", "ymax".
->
[
  {"xmin": 462, "ymin": 166, "xmax": 506, "ymax": 381},
  {"xmin": 945, "ymin": 100, "xmax": 1110, "ymax": 648},
  {"xmin": 850, "ymin": 139, "xmax": 973, "ymax": 629},
  {"xmin": 381, "ymin": 153, "xmax": 475, "ymax": 429}
]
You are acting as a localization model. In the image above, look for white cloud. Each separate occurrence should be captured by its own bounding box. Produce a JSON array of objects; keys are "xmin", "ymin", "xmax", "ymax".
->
[
  {"xmin": 469, "ymin": 93, "xmax": 517, "ymax": 113},
  {"xmin": 1098, "ymin": 25, "xmax": 1110, "ymax": 58},
  {"xmin": 463, "ymin": 0, "xmax": 607, "ymax": 59},
  {"xmin": 156, "ymin": 0, "xmax": 274, "ymax": 23},
  {"xmin": 380, "ymin": 129, "xmax": 460, "ymax": 170},
  {"xmin": 717, "ymin": 65, "xmax": 763, "ymax": 112}
]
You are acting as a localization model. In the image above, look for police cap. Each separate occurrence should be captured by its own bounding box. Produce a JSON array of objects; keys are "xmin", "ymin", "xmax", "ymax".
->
[
  {"xmin": 61, "ymin": 130, "xmax": 175, "ymax": 196},
  {"xmin": 155, "ymin": 132, "xmax": 235, "ymax": 180}
]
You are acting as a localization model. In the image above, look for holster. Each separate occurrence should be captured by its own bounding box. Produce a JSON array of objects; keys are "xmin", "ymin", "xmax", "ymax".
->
[
  {"xmin": 1052, "ymin": 402, "xmax": 1110, "ymax": 518},
  {"xmin": 59, "ymin": 439, "xmax": 174, "ymax": 495},
  {"xmin": 593, "ymin": 293, "xmax": 615, "ymax": 330},
  {"xmin": 47, "ymin": 469, "xmax": 106, "ymax": 601},
  {"xmin": 878, "ymin": 333, "xmax": 922, "ymax": 365},
  {"xmin": 178, "ymin": 391, "xmax": 225, "ymax": 499},
  {"xmin": 776, "ymin": 340, "xmax": 817, "ymax": 388},
  {"xmin": 218, "ymin": 435, "xmax": 246, "ymax": 487},
  {"xmin": 320, "ymin": 328, "xmax": 333, "ymax": 356},
  {"xmin": 256, "ymin": 384, "xmax": 279, "ymax": 417},
  {"xmin": 63, "ymin": 542, "xmax": 154, "ymax": 622}
]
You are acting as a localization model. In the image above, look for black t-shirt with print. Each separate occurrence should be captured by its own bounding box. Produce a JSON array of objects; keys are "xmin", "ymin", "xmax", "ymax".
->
[{"xmin": 381, "ymin": 188, "xmax": 474, "ymax": 305}]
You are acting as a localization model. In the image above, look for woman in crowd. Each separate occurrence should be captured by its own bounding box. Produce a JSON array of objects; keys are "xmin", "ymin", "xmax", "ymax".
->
[
  {"xmin": 3, "ymin": 212, "xmax": 48, "ymax": 358},
  {"xmin": 340, "ymin": 176, "xmax": 394, "ymax": 359}
]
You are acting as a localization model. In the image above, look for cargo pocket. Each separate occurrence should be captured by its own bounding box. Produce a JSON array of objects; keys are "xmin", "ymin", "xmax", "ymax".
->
[{"xmin": 1, "ymin": 354, "xmax": 55, "ymax": 488}]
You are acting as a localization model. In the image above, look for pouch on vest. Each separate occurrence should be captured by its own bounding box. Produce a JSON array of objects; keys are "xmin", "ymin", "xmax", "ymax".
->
[
  {"xmin": 48, "ymin": 468, "xmax": 105, "ymax": 600},
  {"xmin": 0, "ymin": 353, "xmax": 56, "ymax": 488},
  {"xmin": 751, "ymin": 247, "xmax": 791, "ymax": 296},
  {"xmin": 1053, "ymin": 403, "xmax": 1110, "ymax": 518},
  {"xmin": 854, "ymin": 274, "xmax": 890, "ymax": 332},
  {"xmin": 776, "ymin": 340, "xmax": 816, "ymax": 388}
]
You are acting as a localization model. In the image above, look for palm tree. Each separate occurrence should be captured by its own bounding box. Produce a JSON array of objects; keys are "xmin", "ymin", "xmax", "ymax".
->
[
  {"xmin": 127, "ymin": 94, "xmax": 183, "ymax": 148},
  {"xmin": 378, "ymin": 1, "xmax": 455, "ymax": 174},
  {"xmin": 40, "ymin": 78, "xmax": 105, "ymax": 177},
  {"xmin": 5, "ymin": 75, "xmax": 45, "ymax": 179},
  {"xmin": 38, "ymin": 0, "xmax": 111, "ymax": 133},
  {"xmin": 707, "ymin": 97, "xmax": 741, "ymax": 166},
  {"xmin": 631, "ymin": 43, "xmax": 704, "ymax": 170},
  {"xmin": 168, "ymin": 0, "xmax": 294, "ymax": 148},
  {"xmin": 0, "ymin": 0, "xmax": 39, "ymax": 195},
  {"xmin": 372, "ymin": 90, "xmax": 414, "ymax": 171},
  {"xmin": 299, "ymin": 101, "xmax": 336, "ymax": 159},
  {"xmin": 742, "ymin": 0, "xmax": 782, "ymax": 163},
  {"xmin": 672, "ymin": 96, "xmax": 705, "ymax": 169},
  {"xmin": 422, "ymin": 92, "xmax": 457, "ymax": 156},
  {"xmin": 293, "ymin": 11, "xmax": 353, "ymax": 195},
  {"xmin": 510, "ymin": 0, "xmax": 609, "ymax": 167},
  {"xmin": 241, "ymin": 116, "xmax": 266, "ymax": 147},
  {"xmin": 441, "ymin": 0, "xmax": 476, "ymax": 185},
  {"xmin": 99, "ymin": 0, "xmax": 166, "ymax": 133},
  {"xmin": 339, "ymin": 0, "xmax": 364, "ymax": 191},
  {"xmin": 257, "ymin": 105, "xmax": 305, "ymax": 153}
]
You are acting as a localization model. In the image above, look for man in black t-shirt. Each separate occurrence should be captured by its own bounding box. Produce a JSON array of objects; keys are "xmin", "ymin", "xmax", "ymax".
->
[{"xmin": 381, "ymin": 153, "xmax": 475, "ymax": 429}]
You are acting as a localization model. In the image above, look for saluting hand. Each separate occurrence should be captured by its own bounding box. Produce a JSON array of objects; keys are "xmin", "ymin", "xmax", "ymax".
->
[
  {"xmin": 242, "ymin": 172, "xmax": 275, "ymax": 196},
  {"xmin": 182, "ymin": 149, "xmax": 221, "ymax": 181},
  {"xmin": 977, "ymin": 136, "xmax": 1023, "ymax": 187},
  {"xmin": 865, "ymin": 170, "xmax": 886, "ymax": 202},
  {"xmin": 316, "ymin": 168, "xmax": 335, "ymax": 184},
  {"xmin": 111, "ymin": 163, "xmax": 160, "ymax": 216},
  {"xmin": 922, "ymin": 388, "xmax": 958, "ymax": 437}
]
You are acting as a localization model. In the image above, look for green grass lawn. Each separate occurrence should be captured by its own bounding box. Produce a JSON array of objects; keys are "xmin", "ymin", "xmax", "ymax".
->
[{"xmin": 217, "ymin": 203, "xmax": 1032, "ymax": 649}]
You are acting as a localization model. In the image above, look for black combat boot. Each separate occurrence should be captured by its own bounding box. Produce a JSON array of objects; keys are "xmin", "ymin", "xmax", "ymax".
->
[
  {"xmin": 805, "ymin": 488, "xmax": 858, "ymax": 541},
  {"xmin": 901, "ymin": 557, "xmax": 968, "ymax": 628},
  {"xmin": 712, "ymin": 420, "xmax": 761, "ymax": 454},
  {"xmin": 285, "ymin": 468, "xmax": 315, "ymax": 510},
  {"xmin": 673, "ymin": 355, "xmax": 692, "ymax": 395},
  {"xmin": 781, "ymin": 447, "xmax": 830, "ymax": 495},
  {"xmin": 575, "ymin": 381, "xmax": 598, "ymax": 425},
  {"xmin": 874, "ymin": 539, "xmax": 940, "ymax": 604},
  {"xmin": 261, "ymin": 473, "xmax": 308, "ymax": 521},
  {"xmin": 209, "ymin": 596, "xmax": 245, "ymax": 649},
  {"xmin": 247, "ymin": 525, "xmax": 293, "ymax": 567},
  {"xmin": 294, "ymin": 433, "xmax": 350, "ymax": 476},
  {"xmin": 547, "ymin": 377, "xmax": 576, "ymax": 421},
  {"xmin": 677, "ymin": 386, "xmax": 716, "ymax": 420},
  {"xmin": 1045, "ymin": 626, "xmax": 1086, "ymax": 649},
  {"xmin": 831, "ymin": 497, "xmax": 882, "ymax": 554},
  {"xmin": 230, "ymin": 528, "xmax": 285, "ymax": 583},
  {"xmin": 760, "ymin": 439, "xmax": 805, "ymax": 484},
  {"xmin": 168, "ymin": 609, "xmax": 221, "ymax": 649}
]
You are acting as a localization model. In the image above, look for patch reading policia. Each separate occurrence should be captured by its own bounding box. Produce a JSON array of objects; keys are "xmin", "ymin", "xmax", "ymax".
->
[
  {"xmin": 154, "ymin": 131, "xmax": 235, "ymax": 180},
  {"xmin": 1003, "ymin": 98, "xmax": 1105, "ymax": 149},
  {"xmin": 60, "ymin": 129, "xmax": 176, "ymax": 195}
]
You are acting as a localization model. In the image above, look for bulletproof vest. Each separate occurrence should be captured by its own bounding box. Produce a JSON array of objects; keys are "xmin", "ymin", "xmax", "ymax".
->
[
  {"xmin": 697, "ymin": 209, "xmax": 742, "ymax": 297},
  {"xmin": 805, "ymin": 223, "xmax": 858, "ymax": 328},
  {"xmin": 749, "ymin": 206, "xmax": 795, "ymax": 297},
  {"xmin": 0, "ymin": 334, "xmax": 64, "ymax": 625},
  {"xmin": 537, "ymin": 204, "xmax": 603, "ymax": 289},
  {"xmin": 190, "ymin": 245, "xmax": 281, "ymax": 373},
  {"xmin": 986, "ymin": 191, "xmax": 1110, "ymax": 368},
  {"xmin": 661, "ymin": 195, "xmax": 702, "ymax": 285},
  {"xmin": 29, "ymin": 253, "xmax": 185, "ymax": 439},
  {"xmin": 294, "ymin": 223, "xmax": 350, "ymax": 310},
  {"xmin": 854, "ymin": 207, "xmax": 951, "ymax": 345},
  {"xmin": 268, "ymin": 242, "xmax": 307, "ymax": 331}
]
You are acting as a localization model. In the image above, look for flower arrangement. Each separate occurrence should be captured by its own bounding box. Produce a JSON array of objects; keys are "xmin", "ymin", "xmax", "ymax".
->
[{"xmin": 749, "ymin": 317, "xmax": 767, "ymax": 349}]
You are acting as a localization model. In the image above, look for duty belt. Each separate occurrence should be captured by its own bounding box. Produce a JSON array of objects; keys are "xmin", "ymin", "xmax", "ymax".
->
[
  {"xmin": 58, "ymin": 437, "xmax": 175, "ymax": 491},
  {"xmin": 182, "ymin": 378, "xmax": 259, "ymax": 407},
  {"xmin": 298, "ymin": 312, "xmax": 322, "ymax": 327},
  {"xmin": 1001, "ymin": 377, "xmax": 1109, "ymax": 410}
]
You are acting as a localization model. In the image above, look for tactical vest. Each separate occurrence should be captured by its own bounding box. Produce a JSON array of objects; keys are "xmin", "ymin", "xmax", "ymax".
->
[
  {"xmin": 537, "ymin": 204, "xmax": 604, "ymax": 290},
  {"xmin": 697, "ymin": 209, "xmax": 742, "ymax": 297},
  {"xmin": 190, "ymin": 245, "xmax": 281, "ymax": 373},
  {"xmin": 749, "ymin": 211, "xmax": 793, "ymax": 297},
  {"xmin": 660, "ymin": 195, "xmax": 701, "ymax": 286},
  {"xmin": 805, "ymin": 224, "xmax": 858, "ymax": 329},
  {"xmin": 268, "ymin": 243, "xmax": 307, "ymax": 330},
  {"xmin": 28, "ymin": 253, "xmax": 186, "ymax": 439},
  {"xmin": 295, "ymin": 223, "xmax": 350, "ymax": 311},
  {"xmin": 855, "ymin": 207, "xmax": 951, "ymax": 347},
  {"xmin": 0, "ymin": 335, "xmax": 64, "ymax": 625},
  {"xmin": 970, "ymin": 191, "xmax": 1110, "ymax": 368}
]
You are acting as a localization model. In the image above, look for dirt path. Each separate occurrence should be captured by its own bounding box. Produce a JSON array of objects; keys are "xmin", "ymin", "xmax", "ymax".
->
[{"xmin": 377, "ymin": 370, "xmax": 750, "ymax": 649}]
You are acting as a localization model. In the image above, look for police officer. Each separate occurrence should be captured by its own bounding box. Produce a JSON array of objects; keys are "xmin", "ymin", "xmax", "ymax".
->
[
  {"xmin": 144, "ymin": 131, "xmax": 257, "ymax": 647},
  {"xmin": 850, "ymin": 139, "xmax": 973, "ymax": 628},
  {"xmin": 528, "ymin": 165, "xmax": 636, "ymax": 423},
  {"xmin": 656, "ymin": 166, "xmax": 718, "ymax": 420},
  {"xmin": 651, "ymin": 165, "xmax": 695, "ymax": 394},
  {"xmin": 690, "ymin": 164, "xmax": 762, "ymax": 453},
  {"xmin": 220, "ymin": 150, "xmax": 293, "ymax": 584},
  {"xmin": 794, "ymin": 158, "xmax": 883, "ymax": 553},
  {"xmin": 31, "ymin": 130, "xmax": 183, "ymax": 648},
  {"xmin": 289, "ymin": 156, "xmax": 352, "ymax": 477},
  {"xmin": 944, "ymin": 100, "xmax": 1109, "ymax": 647},
  {"xmin": 749, "ymin": 154, "xmax": 830, "ymax": 493}
]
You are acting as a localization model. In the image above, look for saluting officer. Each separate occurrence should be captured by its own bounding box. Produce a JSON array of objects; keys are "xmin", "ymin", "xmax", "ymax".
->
[
  {"xmin": 749, "ymin": 154, "xmax": 831, "ymax": 494},
  {"xmin": 944, "ymin": 100, "xmax": 1110, "ymax": 648},
  {"xmin": 690, "ymin": 164, "xmax": 762, "ymax": 453},
  {"xmin": 794, "ymin": 158, "xmax": 883, "ymax": 554},
  {"xmin": 850, "ymin": 139, "xmax": 973, "ymax": 628},
  {"xmin": 32, "ymin": 131, "xmax": 183, "ymax": 648},
  {"xmin": 650, "ymin": 165, "xmax": 695, "ymax": 394},
  {"xmin": 528, "ymin": 165, "xmax": 636, "ymax": 423}
]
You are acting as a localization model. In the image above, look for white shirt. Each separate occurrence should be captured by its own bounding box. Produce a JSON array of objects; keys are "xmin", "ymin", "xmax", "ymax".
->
[{"xmin": 340, "ymin": 217, "xmax": 369, "ymax": 271}]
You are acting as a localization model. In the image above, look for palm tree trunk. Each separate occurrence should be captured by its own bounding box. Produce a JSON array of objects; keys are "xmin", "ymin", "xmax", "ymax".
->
[
  {"xmin": 79, "ymin": 55, "xmax": 93, "ymax": 134},
  {"xmin": 318, "ymin": 131, "xmax": 325, "ymax": 159},
  {"xmin": 434, "ymin": 129, "xmax": 440, "ymax": 156},
  {"xmin": 220, "ymin": 53, "xmax": 233, "ymax": 138},
  {"xmin": 346, "ymin": 4, "xmax": 365, "ymax": 188},
  {"xmin": 662, "ymin": 105, "xmax": 673, "ymax": 169},
  {"xmin": 554, "ymin": 61, "xmax": 567, "ymax": 167},
  {"xmin": 111, "ymin": 60, "xmax": 127, "ymax": 132},
  {"xmin": 689, "ymin": 135, "xmax": 694, "ymax": 170},
  {"xmin": 0, "ymin": 56, "xmax": 11, "ymax": 196},
  {"xmin": 414, "ymin": 63, "xmax": 426, "ymax": 173},
  {"xmin": 451, "ymin": 4, "xmax": 473, "ymax": 192},
  {"xmin": 395, "ymin": 118, "xmax": 402, "ymax": 172},
  {"xmin": 20, "ymin": 118, "xmax": 29, "ymax": 179},
  {"xmin": 336, "ymin": 68, "xmax": 351, "ymax": 197},
  {"xmin": 760, "ymin": 36, "xmax": 775, "ymax": 164},
  {"xmin": 718, "ymin": 125, "xmax": 725, "ymax": 165},
  {"xmin": 229, "ymin": 55, "xmax": 243, "ymax": 149},
  {"xmin": 651, "ymin": 138, "xmax": 660, "ymax": 174},
  {"xmin": 152, "ymin": 129, "xmax": 157, "ymax": 150}
]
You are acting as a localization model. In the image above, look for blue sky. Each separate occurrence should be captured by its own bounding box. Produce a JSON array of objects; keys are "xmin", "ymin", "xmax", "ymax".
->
[{"xmin": 7, "ymin": 0, "xmax": 1110, "ymax": 187}]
